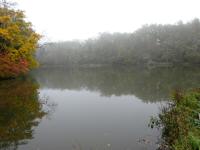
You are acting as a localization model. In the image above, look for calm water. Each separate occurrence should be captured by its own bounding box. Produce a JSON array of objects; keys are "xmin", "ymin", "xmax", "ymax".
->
[{"xmin": 0, "ymin": 67, "xmax": 200, "ymax": 150}]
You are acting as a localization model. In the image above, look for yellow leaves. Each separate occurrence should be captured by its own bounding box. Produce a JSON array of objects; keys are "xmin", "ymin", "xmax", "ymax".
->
[
  {"xmin": 19, "ymin": 34, "xmax": 39, "ymax": 53},
  {"xmin": 0, "ymin": 7, "xmax": 40, "ymax": 77},
  {"xmin": 8, "ymin": 49, "xmax": 20, "ymax": 61},
  {"xmin": 7, "ymin": 24, "xmax": 20, "ymax": 34},
  {"xmin": 0, "ymin": 25, "xmax": 21, "ymax": 44},
  {"xmin": 18, "ymin": 41, "xmax": 38, "ymax": 68},
  {"xmin": 0, "ymin": 16, "xmax": 10, "ymax": 24},
  {"xmin": 0, "ymin": 28, "xmax": 11, "ymax": 40}
]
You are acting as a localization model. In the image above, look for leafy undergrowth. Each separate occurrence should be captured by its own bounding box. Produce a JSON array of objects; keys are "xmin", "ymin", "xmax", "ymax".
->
[{"xmin": 149, "ymin": 89, "xmax": 200, "ymax": 150}]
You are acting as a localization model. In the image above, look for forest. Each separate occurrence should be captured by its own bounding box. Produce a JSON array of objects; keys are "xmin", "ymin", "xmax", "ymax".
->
[{"xmin": 37, "ymin": 19, "xmax": 200, "ymax": 67}]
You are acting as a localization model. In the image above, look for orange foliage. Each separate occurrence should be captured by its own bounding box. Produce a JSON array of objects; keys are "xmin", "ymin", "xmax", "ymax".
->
[
  {"xmin": 0, "ymin": 53, "xmax": 29, "ymax": 78},
  {"xmin": 0, "ymin": 5, "xmax": 40, "ymax": 78}
]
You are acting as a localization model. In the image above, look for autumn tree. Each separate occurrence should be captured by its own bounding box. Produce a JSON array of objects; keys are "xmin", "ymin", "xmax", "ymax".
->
[{"xmin": 0, "ymin": 0, "xmax": 40, "ymax": 78}]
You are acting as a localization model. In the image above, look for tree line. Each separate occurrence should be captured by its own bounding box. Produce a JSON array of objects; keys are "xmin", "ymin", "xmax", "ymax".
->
[{"xmin": 37, "ymin": 19, "xmax": 200, "ymax": 67}]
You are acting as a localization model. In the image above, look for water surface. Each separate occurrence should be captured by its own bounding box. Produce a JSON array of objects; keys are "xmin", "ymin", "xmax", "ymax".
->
[{"xmin": 0, "ymin": 67, "xmax": 200, "ymax": 150}]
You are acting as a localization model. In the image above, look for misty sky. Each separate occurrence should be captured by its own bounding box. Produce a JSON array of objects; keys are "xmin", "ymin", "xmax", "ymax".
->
[{"xmin": 17, "ymin": 0, "xmax": 200, "ymax": 41}]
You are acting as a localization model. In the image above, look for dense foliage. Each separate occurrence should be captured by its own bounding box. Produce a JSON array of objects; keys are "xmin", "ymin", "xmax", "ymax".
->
[
  {"xmin": 37, "ymin": 19, "xmax": 200, "ymax": 67},
  {"xmin": 149, "ymin": 89, "xmax": 200, "ymax": 150},
  {"xmin": 0, "ymin": 2, "xmax": 40, "ymax": 78}
]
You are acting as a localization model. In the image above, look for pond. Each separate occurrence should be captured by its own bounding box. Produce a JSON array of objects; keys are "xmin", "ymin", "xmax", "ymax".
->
[{"xmin": 0, "ymin": 66, "xmax": 200, "ymax": 150}]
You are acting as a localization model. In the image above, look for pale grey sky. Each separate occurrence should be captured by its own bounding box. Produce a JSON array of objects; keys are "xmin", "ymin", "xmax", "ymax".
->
[{"xmin": 17, "ymin": 0, "xmax": 200, "ymax": 41}]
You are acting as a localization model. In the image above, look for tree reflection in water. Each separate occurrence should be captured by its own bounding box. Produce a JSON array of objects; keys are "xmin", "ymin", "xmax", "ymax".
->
[
  {"xmin": 34, "ymin": 66, "xmax": 200, "ymax": 103},
  {"xmin": 0, "ymin": 78, "xmax": 50, "ymax": 150}
]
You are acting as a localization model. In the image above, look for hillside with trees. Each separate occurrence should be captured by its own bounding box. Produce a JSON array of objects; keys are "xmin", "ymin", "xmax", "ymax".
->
[
  {"xmin": 0, "ymin": 1, "xmax": 40, "ymax": 78},
  {"xmin": 37, "ymin": 19, "xmax": 200, "ymax": 67}
]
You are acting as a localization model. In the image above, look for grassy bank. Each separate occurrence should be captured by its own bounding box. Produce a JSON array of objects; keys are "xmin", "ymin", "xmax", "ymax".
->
[{"xmin": 150, "ymin": 89, "xmax": 200, "ymax": 150}]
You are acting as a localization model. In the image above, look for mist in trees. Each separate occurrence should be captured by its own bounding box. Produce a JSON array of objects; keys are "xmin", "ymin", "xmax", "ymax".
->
[{"xmin": 37, "ymin": 19, "xmax": 200, "ymax": 67}]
